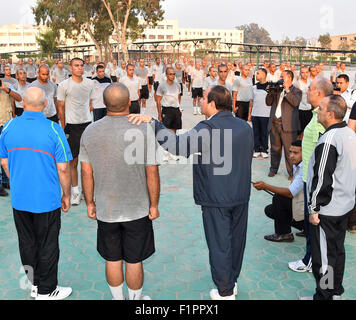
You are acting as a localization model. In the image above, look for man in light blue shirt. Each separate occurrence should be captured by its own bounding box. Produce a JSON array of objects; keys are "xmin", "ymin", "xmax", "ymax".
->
[{"xmin": 253, "ymin": 140, "xmax": 304, "ymax": 242}]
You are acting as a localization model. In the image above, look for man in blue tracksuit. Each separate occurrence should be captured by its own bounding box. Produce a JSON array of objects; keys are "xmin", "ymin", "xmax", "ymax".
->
[{"xmin": 129, "ymin": 85, "xmax": 254, "ymax": 300}]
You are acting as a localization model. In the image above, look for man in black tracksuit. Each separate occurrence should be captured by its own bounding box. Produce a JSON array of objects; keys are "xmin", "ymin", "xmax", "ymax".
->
[
  {"xmin": 128, "ymin": 85, "xmax": 254, "ymax": 300},
  {"xmin": 301, "ymin": 95, "xmax": 356, "ymax": 300}
]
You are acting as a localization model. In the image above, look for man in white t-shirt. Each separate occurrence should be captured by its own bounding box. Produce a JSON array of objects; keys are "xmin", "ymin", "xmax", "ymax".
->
[
  {"xmin": 185, "ymin": 60, "xmax": 195, "ymax": 94},
  {"xmin": 248, "ymin": 68, "xmax": 271, "ymax": 158},
  {"xmin": 135, "ymin": 59, "xmax": 149, "ymax": 114},
  {"xmin": 191, "ymin": 63, "xmax": 205, "ymax": 115},
  {"xmin": 156, "ymin": 67, "xmax": 182, "ymax": 134},
  {"xmin": 203, "ymin": 67, "xmax": 218, "ymax": 92},
  {"xmin": 267, "ymin": 63, "xmax": 280, "ymax": 82},
  {"xmin": 232, "ymin": 65, "xmax": 253, "ymax": 120},
  {"xmin": 52, "ymin": 60, "xmax": 69, "ymax": 85},
  {"xmin": 116, "ymin": 61, "xmax": 127, "ymax": 82},
  {"xmin": 13, "ymin": 68, "xmax": 29, "ymax": 117},
  {"xmin": 57, "ymin": 57, "xmax": 95, "ymax": 206},
  {"xmin": 295, "ymin": 66, "xmax": 312, "ymax": 133},
  {"xmin": 120, "ymin": 64, "xmax": 142, "ymax": 114}
]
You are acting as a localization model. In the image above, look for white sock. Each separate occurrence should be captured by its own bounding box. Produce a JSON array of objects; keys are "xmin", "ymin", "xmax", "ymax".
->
[
  {"xmin": 108, "ymin": 283, "xmax": 124, "ymax": 300},
  {"xmin": 141, "ymin": 108, "xmax": 146, "ymax": 115},
  {"xmin": 72, "ymin": 186, "xmax": 79, "ymax": 194},
  {"xmin": 194, "ymin": 107, "xmax": 197, "ymax": 113},
  {"xmin": 128, "ymin": 287, "xmax": 142, "ymax": 300}
]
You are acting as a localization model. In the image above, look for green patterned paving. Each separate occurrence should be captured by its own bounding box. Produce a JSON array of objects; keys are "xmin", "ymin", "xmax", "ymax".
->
[{"xmin": 0, "ymin": 157, "xmax": 355, "ymax": 300}]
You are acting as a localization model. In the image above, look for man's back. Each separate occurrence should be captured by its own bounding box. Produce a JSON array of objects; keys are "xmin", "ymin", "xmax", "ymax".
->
[
  {"xmin": 191, "ymin": 111, "xmax": 254, "ymax": 207},
  {"xmin": 80, "ymin": 116, "xmax": 157, "ymax": 223}
]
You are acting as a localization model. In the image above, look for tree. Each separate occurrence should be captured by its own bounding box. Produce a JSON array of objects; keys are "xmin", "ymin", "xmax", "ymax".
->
[
  {"xmin": 36, "ymin": 29, "xmax": 60, "ymax": 60},
  {"xmin": 318, "ymin": 33, "xmax": 332, "ymax": 49},
  {"xmin": 338, "ymin": 41, "xmax": 350, "ymax": 51},
  {"xmin": 235, "ymin": 23, "xmax": 274, "ymax": 45},
  {"xmin": 101, "ymin": 0, "xmax": 164, "ymax": 61},
  {"xmin": 33, "ymin": 0, "xmax": 114, "ymax": 61}
]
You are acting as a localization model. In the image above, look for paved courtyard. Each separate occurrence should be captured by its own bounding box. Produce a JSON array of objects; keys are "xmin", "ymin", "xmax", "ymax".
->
[{"xmin": 0, "ymin": 86, "xmax": 355, "ymax": 300}]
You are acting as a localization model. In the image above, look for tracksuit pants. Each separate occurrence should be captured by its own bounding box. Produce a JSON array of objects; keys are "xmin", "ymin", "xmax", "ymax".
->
[
  {"xmin": 202, "ymin": 203, "xmax": 248, "ymax": 297},
  {"xmin": 309, "ymin": 211, "xmax": 349, "ymax": 300},
  {"xmin": 13, "ymin": 208, "xmax": 61, "ymax": 295}
]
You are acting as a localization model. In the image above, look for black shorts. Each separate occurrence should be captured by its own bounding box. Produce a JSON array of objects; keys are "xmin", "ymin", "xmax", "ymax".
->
[
  {"xmin": 27, "ymin": 77, "xmax": 37, "ymax": 83},
  {"xmin": 179, "ymin": 83, "xmax": 183, "ymax": 97},
  {"xmin": 298, "ymin": 109, "xmax": 313, "ymax": 134},
  {"xmin": 140, "ymin": 85, "xmax": 149, "ymax": 100},
  {"xmin": 188, "ymin": 75, "xmax": 192, "ymax": 83},
  {"xmin": 148, "ymin": 76, "xmax": 154, "ymax": 85},
  {"xmin": 192, "ymin": 87, "xmax": 203, "ymax": 98},
  {"xmin": 111, "ymin": 76, "xmax": 117, "ymax": 83},
  {"xmin": 162, "ymin": 106, "xmax": 182, "ymax": 130},
  {"xmin": 64, "ymin": 122, "xmax": 91, "ymax": 159},
  {"xmin": 15, "ymin": 107, "xmax": 24, "ymax": 117},
  {"xmin": 97, "ymin": 216, "xmax": 155, "ymax": 263},
  {"xmin": 47, "ymin": 114, "xmax": 59, "ymax": 123},
  {"xmin": 130, "ymin": 100, "xmax": 140, "ymax": 114},
  {"xmin": 154, "ymin": 81, "xmax": 160, "ymax": 92}
]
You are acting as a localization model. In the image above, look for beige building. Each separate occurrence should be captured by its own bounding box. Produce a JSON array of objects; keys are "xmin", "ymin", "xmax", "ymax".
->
[{"xmin": 330, "ymin": 33, "xmax": 356, "ymax": 51}]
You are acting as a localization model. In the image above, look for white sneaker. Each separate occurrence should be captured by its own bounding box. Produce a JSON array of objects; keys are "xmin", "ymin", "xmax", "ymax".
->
[
  {"xmin": 36, "ymin": 286, "xmax": 72, "ymax": 300},
  {"xmin": 253, "ymin": 152, "xmax": 261, "ymax": 158},
  {"xmin": 233, "ymin": 282, "xmax": 238, "ymax": 296},
  {"xmin": 197, "ymin": 109, "xmax": 202, "ymax": 115},
  {"xmin": 210, "ymin": 289, "xmax": 235, "ymax": 300},
  {"xmin": 31, "ymin": 285, "xmax": 37, "ymax": 298},
  {"xmin": 288, "ymin": 259, "xmax": 312, "ymax": 273},
  {"xmin": 332, "ymin": 295, "xmax": 342, "ymax": 300},
  {"xmin": 71, "ymin": 192, "xmax": 81, "ymax": 206},
  {"xmin": 261, "ymin": 152, "xmax": 269, "ymax": 159},
  {"xmin": 141, "ymin": 295, "xmax": 152, "ymax": 300}
]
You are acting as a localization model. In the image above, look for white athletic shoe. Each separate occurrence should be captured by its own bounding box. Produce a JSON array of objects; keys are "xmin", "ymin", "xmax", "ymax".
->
[
  {"xmin": 31, "ymin": 285, "xmax": 38, "ymax": 298},
  {"xmin": 36, "ymin": 286, "xmax": 72, "ymax": 300},
  {"xmin": 210, "ymin": 289, "xmax": 235, "ymax": 300},
  {"xmin": 288, "ymin": 259, "xmax": 312, "ymax": 273},
  {"xmin": 261, "ymin": 152, "xmax": 269, "ymax": 159},
  {"xmin": 71, "ymin": 192, "xmax": 81, "ymax": 206},
  {"xmin": 253, "ymin": 152, "xmax": 261, "ymax": 158},
  {"xmin": 233, "ymin": 282, "xmax": 238, "ymax": 296},
  {"xmin": 197, "ymin": 109, "xmax": 202, "ymax": 115},
  {"xmin": 141, "ymin": 295, "xmax": 152, "ymax": 300}
]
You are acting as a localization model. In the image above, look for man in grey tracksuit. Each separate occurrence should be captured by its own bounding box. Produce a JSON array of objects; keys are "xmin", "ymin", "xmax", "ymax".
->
[{"xmin": 305, "ymin": 95, "xmax": 356, "ymax": 300}]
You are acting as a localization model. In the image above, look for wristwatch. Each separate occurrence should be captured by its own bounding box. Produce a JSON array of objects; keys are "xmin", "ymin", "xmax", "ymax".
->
[{"xmin": 308, "ymin": 205, "xmax": 318, "ymax": 215}]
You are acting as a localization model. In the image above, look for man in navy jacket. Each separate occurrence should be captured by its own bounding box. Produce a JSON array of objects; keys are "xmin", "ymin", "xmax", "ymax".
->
[{"xmin": 128, "ymin": 85, "xmax": 254, "ymax": 300}]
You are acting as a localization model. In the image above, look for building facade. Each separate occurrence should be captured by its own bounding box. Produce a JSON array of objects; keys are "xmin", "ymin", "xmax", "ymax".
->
[{"xmin": 330, "ymin": 33, "xmax": 356, "ymax": 51}]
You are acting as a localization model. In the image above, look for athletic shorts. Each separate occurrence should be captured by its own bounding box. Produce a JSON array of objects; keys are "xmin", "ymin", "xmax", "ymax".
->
[
  {"xmin": 192, "ymin": 87, "xmax": 203, "ymax": 98},
  {"xmin": 130, "ymin": 100, "xmax": 140, "ymax": 114},
  {"xmin": 154, "ymin": 81, "xmax": 160, "ymax": 92},
  {"xmin": 148, "ymin": 76, "xmax": 154, "ymax": 85},
  {"xmin": 97, "ymin": 216, "xmax": 155, "ymax": 263},
  {"xmin": 162, "ymin": 106, "xmax": 182, "ymax": 130},
  {"xmin": 140, "ymin": 85, "xmax": 149, "ymax": 100},
  {"xmin": 64, "ymin": 122, "xmax": 91, "ymax": 159},
  {"xmin": 47, "ymin": 114, "xmax": 59, "ymax": 123},
  {"xmin": 27, "ymin": 77, "xmax": 37, "ymax": 83},
  {"xmin": 15, "ymin": 107, "xmax": 24, "ymax": 117}
]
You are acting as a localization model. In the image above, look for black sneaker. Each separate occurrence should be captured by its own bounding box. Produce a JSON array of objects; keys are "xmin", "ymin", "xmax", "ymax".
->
[{"xmin": 0, "ymin": 186, "xmax": 8, "ymax": 197}]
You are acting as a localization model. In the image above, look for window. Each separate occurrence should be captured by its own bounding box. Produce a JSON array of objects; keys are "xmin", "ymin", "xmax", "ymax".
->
[
  {"xmin": 157, "ymin": 25, "xmax": 164, "ymax": 30},
  {"xmin": 354, "ymin": 37, "xmax": 356, "ymax": 40},
  {"xmin": 166, "ymin": 35, "xmax": 173, "ymax": 40},
  {"xmin": 340, "ymin": 37, "xmax": 347, "ymax": 41},
  {"xmin": 158, "ymin": 35, "xmax": 164, "ymax": 40},
  {"xmin": 149, "ymin": 35, "xmax": 156, "ymax": 40},
  {"xmin": 212, "ymin": 32, "xmax": 215, "ymax": 36},
  {"xmin": 166, "ymin": 25, "xmax": 173, "ymax": 30},
  {"xmin": 206, "ymin": 32, "xmax": 209, "ymax": 36}
]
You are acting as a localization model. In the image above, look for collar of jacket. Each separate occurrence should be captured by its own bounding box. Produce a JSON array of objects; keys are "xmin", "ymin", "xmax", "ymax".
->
[
  {"xmin": 324, "ymin": 121, "xmax": 347, "ymax": 133},
  {"xmin": 208, "ymin": 110, "xmax": 233, "ymax": 120}
]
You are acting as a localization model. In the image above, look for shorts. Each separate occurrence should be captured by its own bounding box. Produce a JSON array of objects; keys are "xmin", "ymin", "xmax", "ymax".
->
[
  {"xmin": 148, "ymin": 76, "xmax": 154, "ymax": 85},
  {"xmin": 130, "ymin": 100, "xmax": 140, "ymax": 114},
  {"xmin": 154, "ymin": 81, "xmax": 160, "ymax": 92},
  {"xmin": 140, "ymin": 85, "xmax": 149, "ymax": 100},
  {"xmin": 187, "ymin": 75, "xmax": 192, "ymax": 83},
  {"xmin": 64, "ymin": 122, "xmax": 91, "ymax": 159},
  {"xmin": 179, "ymin": 83, "xmax": 183, "ymax": 97},
  {"xmin": 192, "ymin": 87, "xmax": 203, "ymax": 98},
  {"xmin": 27, "ymin": 77, "xmax": 37, "ymax": 83},
  {"xmin": 97, "ymin": 216, "xmax": 155, "ymax": 263},
  {"xmin": 162, "ymin": 106, "xmax": 182, "ymax": 130},
  {"xmin": 47, "ymin": 114, "xmax": 59, "ymax": 123},
  {"xmin": 15, "ymin": 107, "xmax": 24, "ymax": 117},
  {"xmin": 111, "ymin": 76, "xmax": 117, "ymax": 83}
]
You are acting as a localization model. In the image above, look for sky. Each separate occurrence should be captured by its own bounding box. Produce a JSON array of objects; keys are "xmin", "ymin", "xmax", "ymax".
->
[{"xmin": 1, "ymin": 0, "xmax": 355, "ymax": 41}]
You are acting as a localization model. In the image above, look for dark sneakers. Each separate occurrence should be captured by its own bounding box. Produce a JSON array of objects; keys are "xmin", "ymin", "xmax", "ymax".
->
[
  {"xmin": 268, "ymin": 170, "xmax": 276, "ymax": 177},
  {"xmin": 0, "ymin": 186, "xmax": 8, "ymax": 197},
  {"xmin": 264, "ymin": 233, "xmax": 294, "ymax": 242},
  {"xmin": 2, "ymin": 182, "xmax": 10, "ymax": 189}
]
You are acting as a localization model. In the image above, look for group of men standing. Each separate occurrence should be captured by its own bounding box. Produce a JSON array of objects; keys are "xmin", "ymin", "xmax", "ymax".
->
[{"xmin": 0, "ymin": 54, "xmax": 356, "ymax": 302}]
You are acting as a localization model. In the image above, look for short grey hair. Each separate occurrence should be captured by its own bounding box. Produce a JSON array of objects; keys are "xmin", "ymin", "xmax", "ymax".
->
[
  {"xmin": 314, "ymin": 78, "xmax": 333, "ymax": 97},
  {"xmin": 325, "ymin": 95, "xmax": 347, "ymax": 120},
  {"xmin": 23, "ymin": 87, "xmax": 46, "ymax": 108}
]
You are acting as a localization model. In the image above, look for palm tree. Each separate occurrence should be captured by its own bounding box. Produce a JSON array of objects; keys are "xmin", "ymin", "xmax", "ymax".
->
[{"xmin": 36, "ymin": 30, "xmax": 60, "ymax": 61}]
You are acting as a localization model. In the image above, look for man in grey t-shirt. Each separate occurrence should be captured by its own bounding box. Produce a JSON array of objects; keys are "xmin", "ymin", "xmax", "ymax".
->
[{"xmin": 80, "ymin": 83, "xmax": 160, "ymax": 301}]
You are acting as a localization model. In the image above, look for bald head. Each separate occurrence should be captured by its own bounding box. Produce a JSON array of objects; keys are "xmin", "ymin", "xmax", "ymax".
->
[
  {"xmin": 23, "ymin": 87, "xmax": 47, "ymax": 111},
  {"xmin": 103, "ymin": 83, "xmax": 130, "ymax": 113}
]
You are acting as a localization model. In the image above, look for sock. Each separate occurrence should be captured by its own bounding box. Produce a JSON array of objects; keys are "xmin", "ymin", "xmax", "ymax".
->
[
  {"xmin": 72, "ymin": 186, "xmax": 79, "ymax": 194},
  {"xmin": 141, "ymin": 108, "xmax": 146, "ymax": 115},
  {"xmin": 128, "ymin": 287, "xmax": 142, "ymax": 300},
  {"xmin": 108, "ymin": 283, "xmax": 124, "ymax": 300}
]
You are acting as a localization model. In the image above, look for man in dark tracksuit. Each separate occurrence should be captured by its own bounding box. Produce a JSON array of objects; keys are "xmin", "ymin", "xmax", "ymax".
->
[
  {"xmin": 128, "ymin": 85, "xmax": 254, "ymax": 300},
  {"xmin": 302, "ymin": 95, "xmax": 356, "ymax": 300}
]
